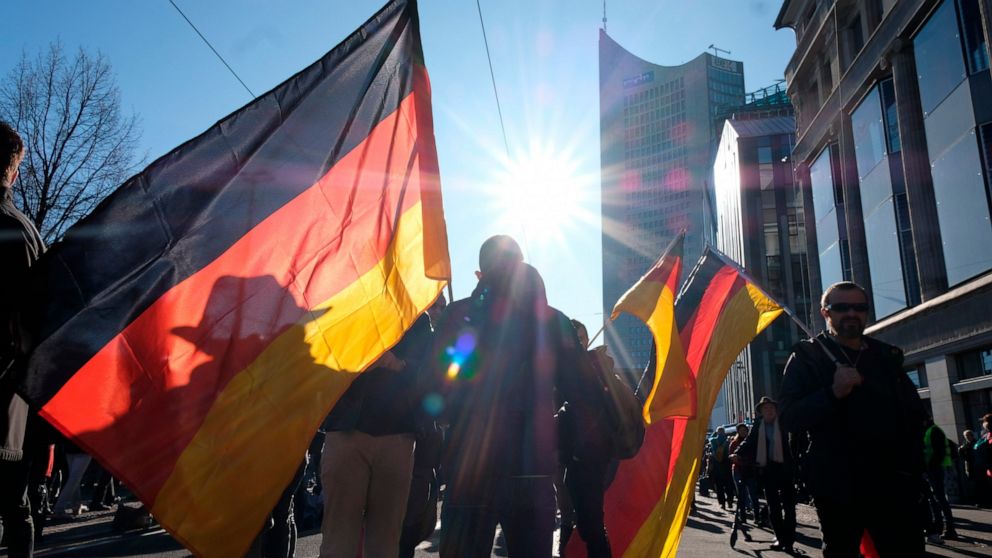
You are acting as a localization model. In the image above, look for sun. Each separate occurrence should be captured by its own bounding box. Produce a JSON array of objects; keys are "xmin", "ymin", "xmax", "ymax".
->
[{"xmin": 490, "ymin": 142, "xmax": 588, "ymax": 245}]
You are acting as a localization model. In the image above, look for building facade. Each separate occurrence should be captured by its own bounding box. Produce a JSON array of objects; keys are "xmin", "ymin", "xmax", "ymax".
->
[
  {"xmin": 712, "ymin": 113, "xmax": 812, "ymax": 424},
  {"xmin": 776, "ymin": 0, "xmax": 992, "ymax": 442},
  {"xmin": 599, "ymin": 30, "xmax": 746, "ymax": 378}
]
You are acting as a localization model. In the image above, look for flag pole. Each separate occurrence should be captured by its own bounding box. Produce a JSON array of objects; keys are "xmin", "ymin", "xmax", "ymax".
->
[
  {"xmin": 586, "ymin": 322, "xmax": 606, "ymax": 349},
  {"xmin": 702, "ymin": 245, "xmax": 843, "ymax": 365}
]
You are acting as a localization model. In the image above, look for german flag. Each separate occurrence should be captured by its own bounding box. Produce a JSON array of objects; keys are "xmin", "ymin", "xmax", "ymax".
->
[
  {"xmin": 574, "ymin": 247, "xmax": 781, "ymax": 558},
  {"xmin": 17, "ymin": 1, "xmax": 448, "ymax": 556},
  {"xmin": 610, "ymin": 231, "xmax": 692, "ymax": 423}
]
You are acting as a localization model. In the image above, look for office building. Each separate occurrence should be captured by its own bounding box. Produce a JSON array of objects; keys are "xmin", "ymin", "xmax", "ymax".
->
[
  {"xmin": 599, "ymin": 30, "xmax": 746, "ymax": 377},
  {"xmin": 712, "ymin": 107, "xmax": 811, "ymax": 424},
  {"xmin": 776, "ymin": 0, "xmax": 992, "ymax": 442}
]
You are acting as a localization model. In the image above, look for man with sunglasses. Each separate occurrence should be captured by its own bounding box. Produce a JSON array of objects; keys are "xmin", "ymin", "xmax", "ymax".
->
[{"xmin": 779, "ymin": 281, "xmax": 926, "ymax": 557}]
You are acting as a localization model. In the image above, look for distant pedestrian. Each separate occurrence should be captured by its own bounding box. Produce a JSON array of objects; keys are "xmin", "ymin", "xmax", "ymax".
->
[
  {"xmin": 709, "ymin": 427, "xmax": 734, "ymax": 509},
  {"xmin": 779, "ymin": 281, "xmax": 926, "ymax": 557},
  {"xmin": 50, "ymin": 442, "xmax": 91, "ymax": 519},
  {"xmin": 923, "ymin": 416, "xmax": 957, "ymax": 540},
  {"xmin": 735, "ymin": 397, "xmax": 796, "ymax": 553},
  {"xmin": 1, "ymin": 121, "xmax": 45, "ymax": 558},
  {"xmin": 959, "ymin": 430, "xmax": 978, "ymax": 505},
  {"xmin": 729, "ymin": 423, "xmax": 758, "ymax": 523},
  {"xmin": 975, "ymin": 414, "xmax": 992, "ymax": 507}
]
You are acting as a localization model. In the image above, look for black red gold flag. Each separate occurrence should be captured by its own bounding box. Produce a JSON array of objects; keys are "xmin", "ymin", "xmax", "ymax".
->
[
  {"xmin": 610, "ymin": 231, "xmax": 692, "ymax": 422},
  {"xmin": 572, "ymin": 247, "xmax": 781, "ymax": 558},
  {"xmin": 17, "ymin": 1, "xmax": 449, "ymax": 555}
]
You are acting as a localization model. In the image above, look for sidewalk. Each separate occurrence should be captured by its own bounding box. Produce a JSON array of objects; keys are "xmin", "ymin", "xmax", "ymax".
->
[
  {"xmin": 9, "ymin": 496, "xmax": 992, "ymax": 557},
  {"xmin": 2, "ymin": 503, "xmax": 186, "ymax": 558},
  {"xmin": 678, "ymin": 494, "xmax": 992, "ymax": 557}
]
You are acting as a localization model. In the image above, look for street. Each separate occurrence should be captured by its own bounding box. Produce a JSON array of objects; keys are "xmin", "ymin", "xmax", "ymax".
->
[{"xmin": 12, "ymin": 493, "xmax": 991, "ymax": 557}]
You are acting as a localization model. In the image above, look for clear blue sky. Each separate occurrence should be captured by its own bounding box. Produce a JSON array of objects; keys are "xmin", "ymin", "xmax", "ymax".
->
[{"xmin": 5, "ymin": 0, "xmax": 795, "ymax": 335}]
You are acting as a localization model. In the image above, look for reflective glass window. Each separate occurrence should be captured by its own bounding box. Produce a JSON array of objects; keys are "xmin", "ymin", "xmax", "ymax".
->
[
  {"xmin": 859, "ymin": 148, "xmax": 893, "ymax": 215},
  {"xmin": 958, "ymin": 0, "xmax": 990, "ymax": 73},
  {"xmin": 923, "ymin": 80, "xmax": 976, "ymax": 159},
  {"xmin": 957, "ymin": 345, "xmax": 992, "ymax": 380},
  {"xmin": 880, "ymin": 80, "xmax": 901, "ymax": 153},
  {"xmin": 892, "ymin": 159, "xmax": 921, "ymax": 306},
  {"xmin": 982, "ymin": 123, "xmax": 992, "ymax": 196},
  {"xmin": 914, "ymin": 0, "xmax": 967, "ymax": 116},
  {"xmin": 852, "ymin": 87, "xmax": 887, "ymax": 177},
  {"xmin": 817, "ymin": 209, "xmax": 843, "ymax": 292},
  {"xmin": 758, "ymin": 146, "xmax": 773, "ymax": 164},
  {"xmin": 931, "ymin": 131, "xmax": 992, "ymax": 284},
  {"xmin": 810, "ymin": 148, "xmax": 836, "ymax": 221},
  {"xmin": 864, "ymin": 197, "xmax": 907, "ymax": 317}
]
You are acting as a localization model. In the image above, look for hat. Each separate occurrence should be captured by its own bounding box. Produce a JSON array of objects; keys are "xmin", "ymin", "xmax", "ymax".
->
[
  {"xmin": 171, "ymin": 275, "xmax": 302, "ymax": 345},
  {"xmin": 755, "ymin": 396, "xmax": 777, "ymax": 413}
]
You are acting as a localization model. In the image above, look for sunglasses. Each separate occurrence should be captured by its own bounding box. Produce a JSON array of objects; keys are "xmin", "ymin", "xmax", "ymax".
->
[{"xmin": 825, "ymin": 302, "xmax": 870, "ymax": 313}]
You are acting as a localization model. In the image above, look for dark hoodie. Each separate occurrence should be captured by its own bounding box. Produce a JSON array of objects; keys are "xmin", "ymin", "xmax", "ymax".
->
[{"xmin": 430, "ymin": 262, "xmax": 583, "ymax": 499}]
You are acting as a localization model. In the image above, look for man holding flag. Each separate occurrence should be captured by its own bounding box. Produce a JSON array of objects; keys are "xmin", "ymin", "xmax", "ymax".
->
[{"xmin": 779, "ymin": 281, "xmax": 926, "ymax": 557}]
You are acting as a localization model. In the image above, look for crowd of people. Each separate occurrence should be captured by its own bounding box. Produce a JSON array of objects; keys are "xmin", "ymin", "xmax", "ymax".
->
[{"xmin": 4, "ymin": 114, "xmax": 992, "ymax": 558}]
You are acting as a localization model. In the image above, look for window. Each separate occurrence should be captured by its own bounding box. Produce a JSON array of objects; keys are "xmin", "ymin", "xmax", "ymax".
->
[
  {"xmin": 958, "ymin": 0, "xmax": 990, "ymax": 73},
  {"xmin": 957, "ymin": 346, "xmax": 992, "ymax": 380},
  {"xmin": 915, "ymin": 0, "xmax": 992, "ymax": 286},
  {"xmin": 906, "ymin": 365, "xmax": 928, "ymax": 388},
  {"xmin": 852, "ymin": 80, "xmax": 920, "ymax": 314},
  {"xmin": 852, "ymin": 87, "xmax": 886, "ymax": 178},
  {"xmin": 930, "ymin": 130, "xmax": 992, "ymax": 284},
  {"xmin": 913, "ymin": 0, "xmax": 968, "ymax": 116},
  {"xmin": 810, "ymin": 147, "xmax": 846, "ymax": 292},
  {"xmin": 982, "ymin": 123, "xmax": 992, "ymax": 195},
  {"xmin": 844, "ymin": 14, "xmax": 866, "ymax": 66},
  {"xmin": 880, "ymin": 80, "xmax": 901, "ymax": 153}
]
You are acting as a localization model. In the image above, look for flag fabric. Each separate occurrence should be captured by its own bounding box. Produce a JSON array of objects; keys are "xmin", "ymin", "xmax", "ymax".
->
[
  {"xmin": 17, "ymin": 1, "xmax": 448, "ymax": 556},
  {"xmin": 610, "ymin": 231, "xmax": 692, "ymax": 423},
  {"xmin": 573, "ymin": 247, "xmax": 782, "ymax": 558}
]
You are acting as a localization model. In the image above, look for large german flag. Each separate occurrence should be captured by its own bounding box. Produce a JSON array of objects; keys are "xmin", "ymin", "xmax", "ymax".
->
[
  {"xmin": 571, "ymin": 247, "xmax": 781, "ymax": 558},
  {"xmin": 17, "ymin": 1, "xmax": 448, "ymax": 556},
  {"xmin": 610, "ymin": 232, "xmax": 691, "ymax": 423}
]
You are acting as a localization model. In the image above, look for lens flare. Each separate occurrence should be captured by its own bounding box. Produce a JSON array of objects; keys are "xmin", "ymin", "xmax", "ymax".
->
[{"xmin": 422, "ymin": 392, "xmax": 444, "ymax": 417}]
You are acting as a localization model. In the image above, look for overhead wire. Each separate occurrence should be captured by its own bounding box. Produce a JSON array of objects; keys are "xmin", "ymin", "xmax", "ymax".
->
[
  {"xmin": 474, "ymin": 0, "xmax": 532, "ymax": 260},
  {"xmin": 167, "ymin": 0, "xmax": 257, "ymax": 99},
  {"xmin": 474, "ymin": 0, "xmax": 512, "ymax": 159}
]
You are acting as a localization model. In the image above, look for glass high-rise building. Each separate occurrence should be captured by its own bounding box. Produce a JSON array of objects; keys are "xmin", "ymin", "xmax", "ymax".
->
[{"xmin": 599, "ymin": 30, "xmax": 745, "ymax": 377}]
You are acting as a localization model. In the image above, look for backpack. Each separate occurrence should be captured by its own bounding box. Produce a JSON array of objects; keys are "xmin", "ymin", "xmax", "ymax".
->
[{"xmin": 587, "ymin": 350, "xmax": 645, "ymax": 459}]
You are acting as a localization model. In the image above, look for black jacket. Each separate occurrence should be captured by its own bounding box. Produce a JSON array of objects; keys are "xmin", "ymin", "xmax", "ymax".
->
[
  {"xmin": 323, "ymin": 313, "xmax": 434, "ymax": 436},
  {"xmin": 734, "ymin": 418, "xmax": 793, "ymax": 473},
  {"xmin": 778, "ymin": 332, "xmax": 925, "ymax": 501},
  {"xmin": 429, "ymin": 263, "xmax": 584, "ymax": 496},
  {"xmin": 1, "ymin": 195, "xmax": 45, "ymax": 461}
]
